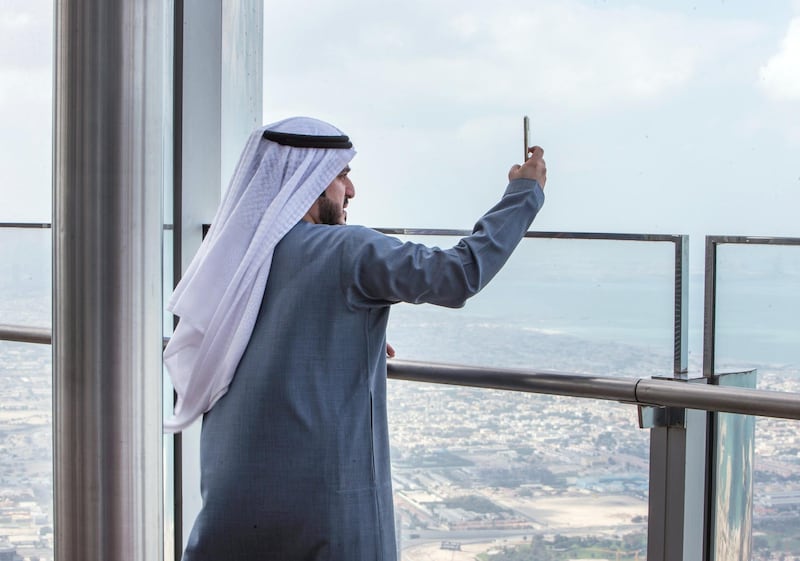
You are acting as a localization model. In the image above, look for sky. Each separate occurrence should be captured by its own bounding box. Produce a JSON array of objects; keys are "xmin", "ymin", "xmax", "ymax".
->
[
  {"xmin": 259, "ymin": 0, "xmax": 800, "ymax": 255},
  {"xmin": 2, "ymin": 1, "xmax": 799, "ymax": 267}
]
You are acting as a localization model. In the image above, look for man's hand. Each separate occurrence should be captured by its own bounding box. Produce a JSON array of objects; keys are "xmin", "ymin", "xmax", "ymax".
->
[{"xmin": 508, "ymin": 145, "xmax": 546, "ymax": 189}]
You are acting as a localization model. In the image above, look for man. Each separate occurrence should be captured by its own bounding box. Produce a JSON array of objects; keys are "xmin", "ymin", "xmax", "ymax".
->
[{"xmin": 164, "ymin": 116, "xmax": 547, "ymax": 560}]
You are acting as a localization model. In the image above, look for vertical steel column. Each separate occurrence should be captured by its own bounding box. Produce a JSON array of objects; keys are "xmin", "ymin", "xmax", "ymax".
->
[
  {"xmin": 646, "ymin": 235, "xmax": 707, "ymax": 561},
  {"xmin": 53, "ymin": 1, "xmax": 166, "ymax": 560},
  {"xmin": 647, "ymin": 415, "xmax": 688, "ymax": 561}
]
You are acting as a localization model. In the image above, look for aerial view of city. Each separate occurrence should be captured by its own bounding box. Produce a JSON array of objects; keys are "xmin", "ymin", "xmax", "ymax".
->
[
  {"xmin": 1, "ymin": 232, "xmax": 799, "ymax": 560},
  {"xmin": 1, "ymin": 298, "xmax": 798, "ymax": 560},
  {"xmin": 4, "ymin": 0, "xmax": 800, "ymax": 559}
]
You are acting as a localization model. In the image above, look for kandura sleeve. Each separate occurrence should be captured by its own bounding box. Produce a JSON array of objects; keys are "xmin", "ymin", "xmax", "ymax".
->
[{"xmin": 344, "ymin": 178, "xmax": 545, "ymax": 309}]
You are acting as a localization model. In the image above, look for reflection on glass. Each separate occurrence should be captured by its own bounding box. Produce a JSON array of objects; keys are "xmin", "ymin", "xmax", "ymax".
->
[
  {"xmin": 712, "ymin": 370, "xmax": 756, "ymax": 561},
  {"xmin": 713, "ymin": 244, "xmax": 800, "ymax": 560}
]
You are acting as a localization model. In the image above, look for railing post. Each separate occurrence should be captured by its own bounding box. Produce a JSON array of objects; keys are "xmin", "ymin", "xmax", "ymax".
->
[
  {"xmin": 644, "ymin": 234, "xmax": 707, "ymax": 561},
  {"xmin": 642, "ymin": 394, "xmax": 709, "ymax": 561}
]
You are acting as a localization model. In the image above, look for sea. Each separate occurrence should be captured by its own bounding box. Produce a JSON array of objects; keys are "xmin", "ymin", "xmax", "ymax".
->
[{"xmin": 3, "ymin": 229, "xmax": 799, "ymax": 368}]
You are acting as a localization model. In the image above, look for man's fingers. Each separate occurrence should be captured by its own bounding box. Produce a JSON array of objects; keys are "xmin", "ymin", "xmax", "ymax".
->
[
  {"xmin": 527, "ymin": 145, "xmax": 544, "ymax": 159},
  {"xmin": 510, "ymin": 147, "xmax": 546, "ymax": 184}
]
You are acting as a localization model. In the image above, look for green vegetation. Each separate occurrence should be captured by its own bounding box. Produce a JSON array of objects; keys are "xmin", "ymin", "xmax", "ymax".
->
[{"xmin": 475, "ymin": 533, "xmax": 647, "ymax": 561}]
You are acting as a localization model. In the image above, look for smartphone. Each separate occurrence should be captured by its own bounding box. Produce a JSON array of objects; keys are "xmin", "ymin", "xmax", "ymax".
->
[{"xmin": 523, "ymin": 116, "xmax": 530, "ymax": 161}]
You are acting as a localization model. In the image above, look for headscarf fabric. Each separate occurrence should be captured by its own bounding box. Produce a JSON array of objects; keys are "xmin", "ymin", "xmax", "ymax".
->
[{"xmin": 163, "ymin": 117, "xmax": 356, "ymax": 432}]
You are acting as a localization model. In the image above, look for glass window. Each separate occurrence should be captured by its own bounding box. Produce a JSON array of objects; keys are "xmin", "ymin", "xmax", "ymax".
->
[
  {"xmin": 0, "ymin": 4, "xmax": 54, "ymax": 560},
  {"xmin": 261, "ymin": 2, "xmax": 800, "ymax": 558}
]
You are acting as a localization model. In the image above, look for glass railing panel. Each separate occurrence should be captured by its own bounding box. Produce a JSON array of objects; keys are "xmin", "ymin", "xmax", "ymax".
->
[
  {"xmin": 0, "ymin": 340, "xmax": 53, "ymax": 559},
  {"xmin": 388, "ymin": 387, "xmax": 648, "ymax": 560},
  {"xmin": 386, "ymin": 234, "xmax": 677, "ymax": 559},
  {"xmin": 388, "ymin": 235, "xmax": 677, "ymax": 376},
  {"xmin": 714, "ymin": 243, "xmax": 800, "ymax": 372},
  {"xmin": 713, "ymin": 243, "xmax": 800, "ymax": 560},
  {"xmin": 0, "ymin": 228, "xmax": 51, "ymax": 329}
]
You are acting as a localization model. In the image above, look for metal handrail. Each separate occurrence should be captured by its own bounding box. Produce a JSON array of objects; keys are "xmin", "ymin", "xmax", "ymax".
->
[
  {"xmin": 0, "ymin": 222, "xmax": 175, "ymax": 230},
  {"xmin": 0, "ymin": 323, "xmax": 171, "ymax": 348},
  {"xmin": 387, "ymin": 360, "xmax": 800, "ymax": 421},
  {"xmin": 4, "ymin": 323, "xmax": 798, "ymax": 420},
  {"xmin": 0, "ymin": 323, "xmax": 51, "ymax": 345},
  {"xmin": 0, "ymin": 222, "xmax": 51, "ymax": 229}
]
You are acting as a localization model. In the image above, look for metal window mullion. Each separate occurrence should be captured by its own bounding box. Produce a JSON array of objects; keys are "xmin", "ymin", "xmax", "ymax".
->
[{"xmin": 53, "ymin": 1, "xmax": 166, "ymax": 559}]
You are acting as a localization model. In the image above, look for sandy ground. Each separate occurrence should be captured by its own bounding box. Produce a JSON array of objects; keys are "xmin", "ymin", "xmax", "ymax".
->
[
  {"xmin": 495, "ymin": 492, "xmax": 647, "ymax": 528},
  {"xmin": 401, "ymin": 492, "xmax": 647, "ymax": 560}
]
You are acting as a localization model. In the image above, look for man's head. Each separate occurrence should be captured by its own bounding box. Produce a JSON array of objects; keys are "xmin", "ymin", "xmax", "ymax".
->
[
  {"xmin": 259, "ymin": 117, "xmax": 357, "ymax": 226},
  {"xmin": 306, "ymin": 166, "xmax": 355, "ymax": 225}
]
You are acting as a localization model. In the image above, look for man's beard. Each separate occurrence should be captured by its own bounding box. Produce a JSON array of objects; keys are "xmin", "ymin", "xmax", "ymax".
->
[{"xmin": 318, "ymin": 196, "xmax": 344, "ymax": 225}]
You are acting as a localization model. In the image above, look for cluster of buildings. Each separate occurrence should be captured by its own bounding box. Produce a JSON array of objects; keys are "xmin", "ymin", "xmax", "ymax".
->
[
  {"xmin": 0, "ymin": 312, "xmax": 798, "ymax": 558},
  {"xmin": 0, "ymin": 342, "xmax": 52, "ymax": 561},
  {"xmin": 387, "ymin": 379, "xmax": 651, "ymax": 535},
  {"xmin": 385, "ymin": 366, "xmax": 800, "ymax": 553}
]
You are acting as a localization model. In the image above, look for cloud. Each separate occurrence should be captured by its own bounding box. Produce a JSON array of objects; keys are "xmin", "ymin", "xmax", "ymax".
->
[
  {"xmin": 758, "ymin": 17, "xmax": 800, "ymax": 101},
  {"xmin": 0, "ymin": 3, "xmax": 52, "ymax": 70},
  {"xmin": 0, "ymin": 3, "xmax": 53, "ymax": 221},
  {"xmin": 264, "ymin": 0, "xmax": 762, "ymax": 117}
]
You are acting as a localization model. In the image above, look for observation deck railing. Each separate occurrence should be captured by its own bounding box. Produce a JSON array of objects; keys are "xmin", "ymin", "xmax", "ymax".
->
[
  {"xmin": 2, "ymin": 223, "xmax": 798, "ymax": 420},
  {"xmin": 4, "ymin": 222, "xmax": 800, "ymax": 561},
  {"xmin": 2, "ymin": 323, "xmax": 798, "ymax": 420}
]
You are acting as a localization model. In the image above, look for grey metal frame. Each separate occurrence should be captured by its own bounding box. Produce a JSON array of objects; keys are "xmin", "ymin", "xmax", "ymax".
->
[
  {"xmin": 703, "ymin": 235, "xmax": 800, "ymax": 378},
  {"xmin": 701, "ymin": 235, "xmax": 800, "ymax": 561},
  {"xmin": 379, "ymin": 228, "xmax": 689, "ymax": 377}
]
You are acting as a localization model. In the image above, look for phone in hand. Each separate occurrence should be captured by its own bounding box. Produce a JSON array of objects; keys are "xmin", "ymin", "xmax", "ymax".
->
[{"xmin": 523, "ymin": 116, "xmax": 530, "ymax": 162}]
